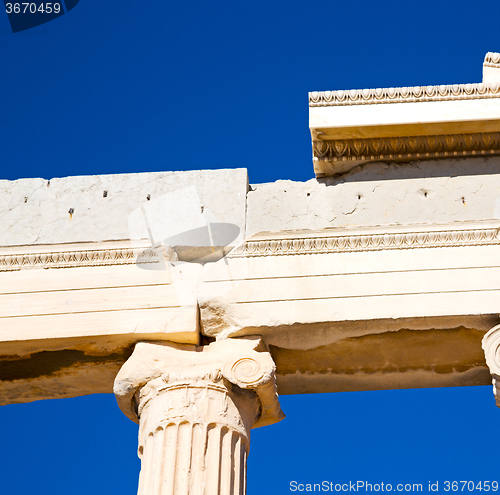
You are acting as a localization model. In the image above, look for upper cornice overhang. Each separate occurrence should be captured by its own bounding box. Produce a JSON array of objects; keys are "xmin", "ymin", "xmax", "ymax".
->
[{"xmin": 309, "ymin": 52, "xmax": 500, "ymax": 177}]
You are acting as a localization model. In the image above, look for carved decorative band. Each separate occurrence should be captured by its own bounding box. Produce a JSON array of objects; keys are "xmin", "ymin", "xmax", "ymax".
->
[
  {"xmin": 484, "ymin": 52, "xmax": 500, "ymax": 68},
  {"xmin": 312, "ymin": 132, "xmax": 500, "ymax": 163},
  {"xmin": 137, "ymin": 372, "xmax": 226, "ymax": 417},
  {"xmin": 0, "ymin": 247, "xmax": 159, "ymax": 271},
  {"xmin": 229, "ymin": 228, "xmax": 500, "ymax": 258},
  {"xmin": 309, "ymin": 82, "xmax": 500, "ymax": 107}
]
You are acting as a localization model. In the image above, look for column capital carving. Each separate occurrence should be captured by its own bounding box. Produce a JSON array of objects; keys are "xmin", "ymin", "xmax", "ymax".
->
[
  {"xmin": 482, "ymin": 325, "xmax": 500, "ymax": 407},
  {"xmin": 114, "ymin": 336, "xmax": 284, "ymax": 429},
  {"xmin": 115, "ymin": 337, "xmax": 284, "ymax": 494}
]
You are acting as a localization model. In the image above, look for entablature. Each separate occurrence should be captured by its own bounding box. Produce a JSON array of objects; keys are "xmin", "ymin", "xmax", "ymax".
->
[
  {"xmin": 201, "ymin": 220, "xmax": 500, "ymax": 395},
  {"xmin": 309, "ymin": 52, "xmax": 500, "ymax": 177}
]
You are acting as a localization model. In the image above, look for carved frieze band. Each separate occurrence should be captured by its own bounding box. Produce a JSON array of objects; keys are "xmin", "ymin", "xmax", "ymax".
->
[
  {"xmin": 309, "ymin": 82, "xmax": 500, "ymax": 107},
  {"xmin": 312, "ymin": 132, "xmax": 500, "ymax": 163},
  {"xmin": 484, "ymin": 52, "xmax": 500, "ymax": 68},
  {"xmin": 0, "ymin": 247, "xmax": 159, "ymax": 271},
  {"xmin": 229, "ymin": 227, "xmax": 500, "ymax": 258}
]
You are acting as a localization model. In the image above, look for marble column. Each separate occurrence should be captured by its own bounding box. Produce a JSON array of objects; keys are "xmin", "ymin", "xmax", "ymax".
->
[{"xmin": 114, "ymin": 337, "xmax": 284, "ymax": 495}]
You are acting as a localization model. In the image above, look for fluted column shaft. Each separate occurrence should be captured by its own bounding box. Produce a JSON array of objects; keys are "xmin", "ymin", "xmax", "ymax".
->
[
  {"xmin": 114, "ymin": 337, "xmax": 284, "ymax": 495},
  {"xmin": 136, "ymin": 376, "xmax": 258, "ymax": 495}
]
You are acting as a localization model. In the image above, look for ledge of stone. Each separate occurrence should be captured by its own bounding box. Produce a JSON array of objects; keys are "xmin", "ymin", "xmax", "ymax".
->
[
  {"xmin": 0, "ymin": 168, "xmax": 248, "ymax": 263},
  {"xmin": 310, "ymin": 52, "xmax": 500, "ymax": 177}
]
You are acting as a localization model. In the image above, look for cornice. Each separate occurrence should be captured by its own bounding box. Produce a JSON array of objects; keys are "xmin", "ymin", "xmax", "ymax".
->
[
  {"xmin": 313, "ymin": 131, "xmax": 500, "ymax": 164},
  {"xmin": 229, "ymin": 224, "xmax": 500, "ymax": 258},
  {"xmin": 484, "ymin": 52, "xmax": 500, "ymax": 69},
  {"xmin": 309, "ymin": 82, "xmax": 500, "ymax": 107},
  {"xmin": 0, "ymin": 242, "xmax": 160, "ymax": 271}
]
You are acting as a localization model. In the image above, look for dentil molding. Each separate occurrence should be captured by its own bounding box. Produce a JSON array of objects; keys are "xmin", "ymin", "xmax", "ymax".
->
[
  {"xmin": 309, "ymin": 82, "xmax": 500, "ymax": 107},
  {"xmin": 484, "ymin": 52, "xmax": 500, "ymax": 69}
]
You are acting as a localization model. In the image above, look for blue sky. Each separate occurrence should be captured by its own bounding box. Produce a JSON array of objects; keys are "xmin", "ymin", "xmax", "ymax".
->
[{"xmin": 1, "ymin": 1, "xmax": 500, "ymax": 494}]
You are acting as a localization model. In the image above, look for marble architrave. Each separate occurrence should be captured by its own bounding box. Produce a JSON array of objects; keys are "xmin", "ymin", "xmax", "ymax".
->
[
  {"xmin": 200, "ymin": 220, "xmax": 500, "ymax": 395},
  {"xmin": 0, "ymin": 168, "xmax": 248, "ymax": 405}
]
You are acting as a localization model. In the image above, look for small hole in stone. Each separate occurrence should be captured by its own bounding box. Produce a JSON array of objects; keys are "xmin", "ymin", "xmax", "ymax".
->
[
  {"xmin": 103, "ymin": 190, "xmax": 108, "ymax": 198},
  {"xmin": 68, "ymin": 208, "xmax": 74, "ymax": 215},
  {"xmin": 24, "ymin": 197, "xmax": 28, "ymax": 203},
  {"xmin": 424, "ymin": 191, "xmax": 428, "ymax": 197},
  {"xmin": 47, "ymin": 180, "xmax": 50, "ymax": 187},
  {"xmin": 307, "ymin": 192, "xmax": 310, "ymax": 197},
  {"xmin": 462, "ymin": 197, "xmax": 466, "ymax": 204},
  {"xmin": 357, "ymin": 194, "xmax": 362, "ymax": 200},
  {"xmin": 146, "ymin": 195, "xmax": 151, "ymax": 201},
  {"xmin": 284, "ymin": 190, "xmax": 287, "ymax": 193}
]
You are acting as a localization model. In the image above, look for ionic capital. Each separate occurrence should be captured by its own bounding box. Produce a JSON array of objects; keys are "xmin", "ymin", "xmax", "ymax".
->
[
  {"xmin": 114, "ymin": 336, "xmax": 284, "ymax": 495},
  {"xmin": 114, "ymin": 336, "xmax": 284, "ymax": 428}
]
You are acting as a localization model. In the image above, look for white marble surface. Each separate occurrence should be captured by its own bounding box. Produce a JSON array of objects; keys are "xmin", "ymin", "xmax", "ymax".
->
[
  {"xmin": 0, "ymin": 168, "xmax": 248, "ymax": 255},
  {"xmin": 246, "ymin": 156, "xmax": 500, "ymax": 237}
]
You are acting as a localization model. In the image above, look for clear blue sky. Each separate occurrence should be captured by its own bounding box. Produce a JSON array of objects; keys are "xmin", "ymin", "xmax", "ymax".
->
[{"xmin": 1, "ymin": 1, "xmax": 500, "ymax": 494}]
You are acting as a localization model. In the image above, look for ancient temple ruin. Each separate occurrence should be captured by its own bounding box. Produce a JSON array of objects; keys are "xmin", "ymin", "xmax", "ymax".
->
[{"xmin": 2, "ymin": 53, "xmax": 500, "ymax": 494}]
